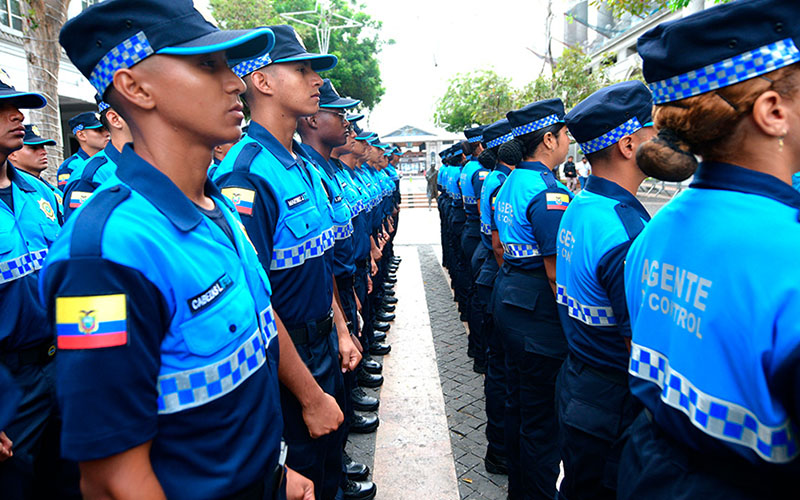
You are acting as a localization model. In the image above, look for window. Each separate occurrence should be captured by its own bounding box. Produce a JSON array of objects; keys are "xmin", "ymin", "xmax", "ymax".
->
[{"xmin": 0, "ymin": 0, "xmax": 23, "ymax": 31}]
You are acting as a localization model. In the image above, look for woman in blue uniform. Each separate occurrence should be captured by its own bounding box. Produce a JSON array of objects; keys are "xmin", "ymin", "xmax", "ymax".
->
[
  {"xmin": 492, "ymin": 99, "xmax": 572, "ymax": 499},
  {"xmin": 621, "ymin": 0, "xmax": 800, "ymax": 497}
]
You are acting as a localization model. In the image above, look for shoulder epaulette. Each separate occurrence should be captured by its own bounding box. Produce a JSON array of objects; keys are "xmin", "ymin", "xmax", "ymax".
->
[{"xmin": 70, "ymin": 185, "xmax": 131, "ymax": 257}]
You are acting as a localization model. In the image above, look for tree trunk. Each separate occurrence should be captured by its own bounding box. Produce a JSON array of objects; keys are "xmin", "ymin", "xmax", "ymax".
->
[{"xmin": 20, "ymin": 0, "xmax": 71, "ymax": 184}]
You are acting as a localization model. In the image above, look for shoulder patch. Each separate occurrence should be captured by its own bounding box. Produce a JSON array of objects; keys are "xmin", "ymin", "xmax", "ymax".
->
[
  {"xmin": 478, "ymin": 171, "xmax": 488, "ymax": 181},
  {"xmin": 69, "ymin": 191, "xmax": 92, "ymax": 209},
  {"xmin": 56, "ymin": 293, "xmax": 128, "ymax": 349},
  {"xmin": 57, "ymin": 173, "xmax": 70, "ymax": 187},
  {"xmin": 546, "ymin": 192, "xmax": 570, "ymax": 211},
  {"xmin": 221, "ymin": 187, "xmax": 255, "ymax": 216}
]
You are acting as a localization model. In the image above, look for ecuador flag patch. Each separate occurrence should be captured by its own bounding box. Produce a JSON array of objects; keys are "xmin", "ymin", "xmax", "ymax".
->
[
  {"xmin": 56, "ymin": 294, "xmax": 128, "ymax": 349},
  {"xmin": 546, "ymin": 193, "xmax": 570, "ymax": 211},
  {"xmin": 221, "ymin": 187, "xmax": 255, "ymax": 216}
]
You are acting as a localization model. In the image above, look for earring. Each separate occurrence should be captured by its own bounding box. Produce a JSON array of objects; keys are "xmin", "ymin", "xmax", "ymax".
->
[{"xmin": 779, "ymin": 131, "xmax": 786, "ymax": 151}]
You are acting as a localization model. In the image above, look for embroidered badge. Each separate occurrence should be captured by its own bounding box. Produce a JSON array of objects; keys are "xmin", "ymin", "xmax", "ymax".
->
[
  {"xmin": 38, "ymin": 198, "xmax": 55, "ymax": 221},
  {"xmin": 68, "ymin": 191, "xmax": 92, "ymax": 209},
  {"xmin": 546, "ymin": 193, "xmax": 570, "ymax": 211},
  {"xmin": 286, "ymin": 193, "xmax": 309, "ymax": 209},
  {"xmin": 221, "ymin": 187, "xmax": 255, "ymax": 216},
  {"xmin": 56, "ymin": 294, "xmax": 128, "ymax": 349}
]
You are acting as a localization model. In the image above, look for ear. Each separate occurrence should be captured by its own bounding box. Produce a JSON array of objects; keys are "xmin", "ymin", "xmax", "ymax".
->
[
  {"xmin": 75, "ymin": 129, "xmax": 87, "ymax": 142},
  {"xmin": 112, "ymin": 67, "xmax": 156, "ymax": 111},
  {"xmin": 617, "ymin": 135, "xmax": 636, "ymax": 160},
  {"xmin": 751, "ymin": 90, "xmax": 789, "ymax": 139},
  {"xmin": 249, "ymin": 70, "xmax": 274, "ymax": 97},
  {"xmin": 305, "ymin": 114, "xmax": 319, "ymax": 130},
  {"xmin": 543, "ymin": 131, "xmax": 556, "ymax": 150}
]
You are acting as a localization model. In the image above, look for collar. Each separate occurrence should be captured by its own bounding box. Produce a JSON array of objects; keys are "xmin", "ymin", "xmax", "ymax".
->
[
  {"xmin": 212, "ymin": 156, "xmax": 221, "ymax": 166},
  {"xmin": 516, "ymin": 161, "xmax": 550, "ymax": 173},
  {"xmin": 247, "ymin": 120, "xmax": 308, "ymax": 170},
  {"xmin": 104, "ymin": 142, "xmax": 123, "ymax": 165},
  {"xmin": 691, "ymin": 161, "xmax": 800, "ymax": 209},
  {"xmin": 77, "ymin": 148, "xmax": 91, "ymax": 160},
  {"xmin": 585, "ymin": 175, "xmax": 650, "ymax": 221},
  {"xmin": 116, "ymin": 144, "xmax": 225, "ymax": 232},
  {"xmin": 6, "ymin": 162, "xmax": 36, "ymax": 192},
  {"xmin": 495, "ymin": 164, "xmax": 512, "ymax": 176},
  {"xmin": 302, "ymin": 144, "xmax": 335, "ymax": 177}
]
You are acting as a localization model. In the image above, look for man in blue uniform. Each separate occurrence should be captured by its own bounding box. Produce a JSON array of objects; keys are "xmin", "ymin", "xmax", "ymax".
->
[
  {"xmin": 63, "ymin": 94, "xmax": 132, "ymax": 219},
  {"xmin": 41, "ymin": 3, "xmax": 319, "ymax": 499},
  {"xmin": 7, "ymin": 125, "xmax": 63, "ymax": 208},
  {"xmin": 56, "ymin": 112, "xmax": 108, "ymax": 190},
  {"xmin": 437, "ymin": 148, "xmax": 452, "ymax": 270},
  {"xmin": 555, "ymin": 81, "xmax": 655, "ymax": 500},
  {"xmin": 215, "ymin": 24, "xmax": 367, "ymax": 500},
  {"xmin": 445, "ymin": 143, "xmax": 472, "ymax": 321},
  {"xmin": 0, "ymin": 69, "xmax": 71, "ymax": 500}
]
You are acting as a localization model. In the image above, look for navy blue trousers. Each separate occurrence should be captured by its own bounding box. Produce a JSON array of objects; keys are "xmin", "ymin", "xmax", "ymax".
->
[{"xmin": 462, "ymin": 222, "xmax": 484, "ymax": 362}]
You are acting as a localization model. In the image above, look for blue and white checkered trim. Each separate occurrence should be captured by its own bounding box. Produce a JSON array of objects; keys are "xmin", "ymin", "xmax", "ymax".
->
[
  {"xmin": 0, "ymin": 249, "xmax": 48, "ymax": 284},
  {"xmin": 630, "ymin": 343, "xmax": 799, "ymax": 463},
  {"xmin": 579, "ymin": 117, "xmax": 643, "ymax": 155},
  {"xmin": 97, "ymin": 101, "xmax": 110, "ymax": 113},
  {"xmin": 451, "ymin": 192, "xmax": 461, "ymax": 201},
  {"xmin": 463, "ymin": 195, "xmax": 478, "ymax": 205},
  {"xmin": 512, "ymin": 114, "xmax": 563, "ymax": 137},
  {"xmin": 481, "ymin": 222, "xmax": 491, "ymax": 236},
  {"xmin": 89, "ymin": 31, "xmax": 154, "ymax": 95},
  {"xmin": 333, "ymin": 221, "xmax": 354, "ymax": 240},
  {"xmin": 502, "ymin": 242, "xmax": 540, "ymax": 259},
  {"xmin": 556, "ymin": 284, "xmax": 617, "ymax": 326},
  {"xmin": 232, "ymin": 53, "xmax": 272, "ymax": 78},
  {"xmin": 259, "ymin": 305, "xmax": 278, "ymax": 345},
  {"xmin": 157, "ymin": 328, "xmax": 267, "ymax": 414},
  {"xmin": 72, "ymin": 125, "xmax": 84, "ymax": 134},
  {"xmin": 270, "ymin": 227, "xmax": 335, "ymax": 271},
  {"xmin": 467, "ymin": 135, "xmax": 483, "ymax": 143},
  {"xmin": 649, "ymin": 38, "xmax": 800, "ymax": 105},
  {"xmin": 486, "ymin": 132, "xmax": 514, "ymax": 149}
]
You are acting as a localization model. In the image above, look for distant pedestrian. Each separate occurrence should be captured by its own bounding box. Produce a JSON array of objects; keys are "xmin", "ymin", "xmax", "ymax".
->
[
  {"xmin": 577, "ymin": 157, "xmax": 590, "ymax": 190},
  {"xmin": 563, "ymin": 155, "xmax": 578, "ymax": 192},
  {"xmin": 426, "ymin": 164, "xmax": 438, "ymax": 209}
]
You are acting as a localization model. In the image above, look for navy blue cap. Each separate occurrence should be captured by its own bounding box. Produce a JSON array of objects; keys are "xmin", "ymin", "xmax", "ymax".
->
[
  {"xmin": 233, "ymin": 25, "xmax": 337, "ymax": 78},
  {"xmin": 450, "ymin": 143, "xmax": 465, "ymax": 156},
  {"xmin": 69, "ymin": 112, "xmax": 104, "ymax": 135},
  {"xmin": 95, "ymin": 93, "xmax": 110, "ymax": 113},
  {"xmin": 483, "ymin": 119, "xmax": 513, "ymax": 149},
  {"xmin": 23, "ymin": 125, "xmax": 56, "ymax": 146},
  {"xmin": 60, "ymin": 0, "xmax": 275, "ymax": 96},
  {"xmin": 464, "ymin": 125, "xmax": 486, "ymax": 143},
  {"xmin": 347, "ymin": 113, "xmax": 364, "ymax": 122},
  {"xmin": 638, "ymin": 0, "xmax": 800, "ymax": 105},
  {"xmin": 319, "ymin": 79, "xmax": 360, "ymax": 108},
  {"xmin": 565, "ymin": 81, "xmax": 653, "ymax": 155},
  {"xmin": 353, "ymin": 123, "xmax": 375, "ymax": 141},
  {"xmin": 506, "ymin": 98, "xmax": 565, "ymax": 137},
  {"xmin": 0, "ymin": 68, "xmax": 45, "ymax": 109}
]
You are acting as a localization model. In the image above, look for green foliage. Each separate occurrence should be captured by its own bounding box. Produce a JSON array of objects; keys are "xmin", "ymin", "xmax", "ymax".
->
[
  {"xmin": 210, "ymin": 0, "xmax": 385, "ymax": 109},
  {"xmin": 433, "ymin": 70, "xmax": 517, "ymax": 132},
  {"xmin": 595, "ymin": 0, "xmax": 731, "ymax": 17}
]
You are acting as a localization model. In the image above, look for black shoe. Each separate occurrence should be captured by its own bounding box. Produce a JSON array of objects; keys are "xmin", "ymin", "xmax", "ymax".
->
[
  {"xmin": 357, "ymin": 370, "xmax": 384, "ymax": 388},
  {"xmin": 383, "ymin": 289, "xmax": 395, "ymax": 297},
  {"xmin": 381, "ymin": 304, "xmax": 396, "ymax": 313},
  {"xmin": 362, "ymin": 357, "xmax": 382, "ymax": 374},
  {"xmin": 473, "ymin": 359, "xmax": 487, "ymax": 374},
  {"xmin": 376, "ymin": 312, "xmax": 395, "ymax": 322},
  {"xmin": 385, "ymin": 276, "xmax": 397, "ymax": 284},
  {"xmin": 485, "ymin": 449, "xmax": 508, "ymax": 475},
  {"xmin": 391, "ymin": 257, "xmax": 401, "ymax": 264},
  {"xmin": 373, "ymin": 321, "xmax": 390, "ymax": 332},
  {"xmin": 349, "ymin": 413, "xmax": 380, "ymax": 434},
  {"xmin": 343, "ymin": 479, "xmax": 377, "ymax": 500},
  {"xmin": 369, "ymin": 343, "xmax": 391, "ymax": 356},
  {"xmin": 351, "ymin": 387, "xmax": 379, "ymax": 412},
  {"xmin": 343, "ymin": 451, "xmax": 370, "ymax": 481},
  {"xmin": 388, "ymin": 265, "xmax": 398, "ymax": 273},
  {"xmin": 372, "ymin": 331, "xmax": 386, "ymax": 343},
  {"xmin": 382, "ymin": 283, "xmax": 394, "ymax": 292},
  {"xmin": 383, "ymin": 296, "xmax": 398, "ymax": 305}
]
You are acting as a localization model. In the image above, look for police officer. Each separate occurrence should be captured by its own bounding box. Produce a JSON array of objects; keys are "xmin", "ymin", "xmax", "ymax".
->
[
  {"xmin": 437, "ymin": 148, "xmax": 452, "ymax": 270},
  {"xmin": 555, "ymin": 81, "xmax": 655, "ymax": 499},
  {"xmin": 7, "ymin": 124, "xmax": 63, "ymax": 208},
  {"xmin": 475, "ymin": 117, "xmax": 516, "ymax": 475},
  {"xmin": 492, "ymin": 99, "xmax": 572, "ymax": 499},
  {"xmin": 56, "ymin": 111, "xmax": 108, "ymax": 190},
  {"xmin": 215, "ymin": 24, "xmax": 368, "ymax": 500},
  {"xmin": 0, "ymin": 69, "xmax": 68, "ymax": 500},
  {"xmin": 63, "ymin": 94, "xmax": 132, "ymax": 219},
  {"xmin": 620, "ymin": 1, "xmax": 800, "ymax": 497}
]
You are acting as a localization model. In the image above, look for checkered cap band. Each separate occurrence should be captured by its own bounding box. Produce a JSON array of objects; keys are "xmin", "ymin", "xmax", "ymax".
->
[
  {"xmin": 98, "ymin": 101, "xmax": 110, "ymax": 113},
  {"xmin": 467, "ymin": 135, "xmax": 483, "ymax": 143},
  {"xmin": 579, "ymin": 117, "xmax": 643, "ymax": 155},
  {"xmin": 512, "ymin": 114, "xmax": 563, "ymax": 137},
  {"xmin": 0, "ymin": 249, "xmax": 48, "ymax": 284},
  {"xmin": 649, "ymin": 38, "xmax": 800, "ymax": 105},
  {"xmin": 630, "ymin": 343, "xmax": 799, "ymax": 463},
  {"xmin": 556, "ymin": 284, "xmax": 617, "ymax": 326},
  {"xmin": 502, "ymin": 242, "xmax": 540, "ymax": 259},
  {"xmin": 232, "ymin": 53, "xmax": 272, "ymax": 78},
  {"xmin": 486, "ymin": 132, "xmax": 514, "ymax": 149},
  {"xmin": 72, "ymin": 125, "xmax": 85, "ymax": 134},
  {"xmin": 157, "ymin": 328, "xmax": 267, "ymax": 414},
  {"xmin": 89, "ymin": 31, "xmax": 154, "ymax": 95}
]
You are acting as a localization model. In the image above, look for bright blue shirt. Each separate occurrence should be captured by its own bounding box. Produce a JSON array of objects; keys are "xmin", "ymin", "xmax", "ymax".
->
[
  {"xmin": 56, "ymin": 148, "xmax": 90, "ymax": 190},
  {"xmin": 479, "ymin": 164, "xmax": 511, "ymax": 250},
  {"xmin": 64, "ymin": 143, "xmax": 122, "ymax": 219},
  {"xmin": 460, "ymin": 160, "xmax": 489, "ymax": 221},
  {"xmin": 626, "ymin": 162, "xmax": 800, "ymax": 467}
]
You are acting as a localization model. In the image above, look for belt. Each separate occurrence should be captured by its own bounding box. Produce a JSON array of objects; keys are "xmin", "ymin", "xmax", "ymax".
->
[
  {"xmin": 225, "ymin": 441, "xmax": 288, "ymax": 500},
  {"xmin": 0, "ymin": 340, "xmax": 56, "ymax": 372},
  {"xmin": 285, "ymin": 310, "xmax": 334, "ymax": 345},
  {"xmin": 570, "ymin": 354, "xmax": 628, "ymax": 386},
  {"xmin": 504, "ymin": 264, "xmax": 548, "ymax": 280}
]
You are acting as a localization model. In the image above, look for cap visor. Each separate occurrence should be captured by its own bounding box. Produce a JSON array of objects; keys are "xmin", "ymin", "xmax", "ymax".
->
[
  {"xmin": 24, "ymin": 139, "xmax": 56, "ymax": 146},
  {"xmin": 273, "ymin": 53, "xmax": 338, "ymax": 72},
  {"xmin": 0, "ymin": 92, "xmax": 46, "ymax": 109},
  {"xmin": 158, "ymin": 28, "xmax": 275, "ymax": 65},
  {"xmin": 347, "ymin": 113, "xmax": 364, "ymax": 122},
  {"xmin": 320, "ymin": 97, "xmax": 361, "ymax": 109},
  {"xmin": 356, "ymin": 132, "xmax": 375, "ymax": 141}
]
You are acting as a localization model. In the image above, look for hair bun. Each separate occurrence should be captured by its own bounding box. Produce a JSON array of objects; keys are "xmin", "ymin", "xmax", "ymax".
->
[
  {"xmin": 636, "ymin": 127, "xmax": 698, "ymax": 182},
  {"xmin": 498, "ymin": 138, "xmax": 524, "ymax": 166}
]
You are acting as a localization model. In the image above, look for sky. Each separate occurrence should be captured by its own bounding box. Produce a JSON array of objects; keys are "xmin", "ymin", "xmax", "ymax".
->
[{"xmin": 359, "ymin": 0, "xmax": 568, "ymax": 137}]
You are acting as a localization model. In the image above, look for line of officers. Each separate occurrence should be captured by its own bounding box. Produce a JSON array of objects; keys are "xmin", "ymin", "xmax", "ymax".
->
[
  {"xmin": 435, "ymin": 0, "xmax": 800, "ymax": 498},
  {"xmin": 0, "ymin": 1, "xmax": 404, "ymax": 499}
]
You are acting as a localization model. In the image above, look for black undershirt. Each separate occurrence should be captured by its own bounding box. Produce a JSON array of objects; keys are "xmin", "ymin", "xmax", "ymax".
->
[
  {"xmin": 195, "ymin": 201, "xmax": 236, "ymax": 249},
  {"xmin": 0, "ymin": 184, "xmax": 13, "ymax": 211}
]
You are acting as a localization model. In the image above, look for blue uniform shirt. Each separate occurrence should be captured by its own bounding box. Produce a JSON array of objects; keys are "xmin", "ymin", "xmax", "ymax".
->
[
  {"xmin": 40, "ymin": 146, "xmax": 282, "ymax": 499},
  {"xmin": 626, "ymin": 162, "xmax": 800, "ymax": 466},
  {"xmin": 446, "ymin": 164, "xmax": 464, "ymax": 208},
  {"xmin": 460, "ymin": 160, "xmax": 489, "ymax": 221},
  {"xmin": 213, "ymin": 121, "xmax": 334, "ymax": 325},
  {"xmin": 480, "ymin": 164, "xmax": 510, "ymax": 250},
  {"xmin": 64, "ymin": 143, "xmax": 121, "ymax": 219},
  {"xmin": 494, "ymin": 161, "xmax": 572, "ymax": 271},
  {"xmin": 56, "ymin": 148, "xmax": 90, "ymax": 190},
  {"xmin": 0, "ymin": 165, "xmax": 61, "ymax": 352},
  {"xmin": 334, "ymin": 160, "xmax": 370, "ymax": 262},
  {"xmin": 556, "ymin": 176, "xmax": 650, "ymax": 372}
]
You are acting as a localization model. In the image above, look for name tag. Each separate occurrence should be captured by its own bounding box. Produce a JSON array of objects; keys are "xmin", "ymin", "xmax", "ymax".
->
[
  {"xmin": 286, "ymin": 193, "xmax": 309, "ymax": 209},
  {"xmin": 188, "ymin": 274, "xmax": 234, "ymax": 314}
]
